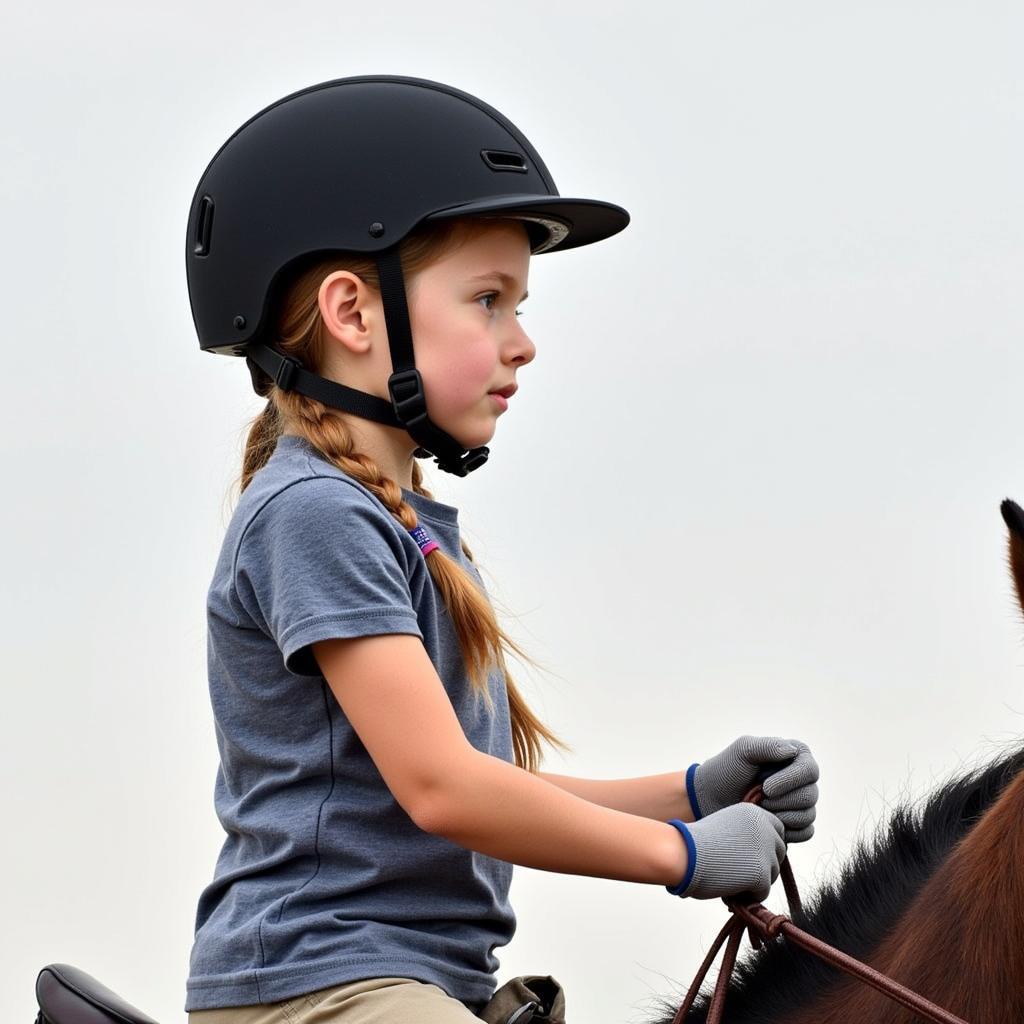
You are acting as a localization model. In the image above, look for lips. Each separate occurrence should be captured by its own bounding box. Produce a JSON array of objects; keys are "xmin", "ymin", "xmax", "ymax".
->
[{"xmin": 489, "ymin": 384, "xmax": 518, "ymax": 399}]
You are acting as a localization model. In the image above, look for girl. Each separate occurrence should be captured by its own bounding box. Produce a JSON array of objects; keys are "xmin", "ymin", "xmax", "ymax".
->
[{"xmin": 183, "ymin": 75, "xmax": 819, "ymax": 1024}]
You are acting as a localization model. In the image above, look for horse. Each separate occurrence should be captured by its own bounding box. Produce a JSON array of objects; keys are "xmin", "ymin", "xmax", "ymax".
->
[{"xmin": 648, "ymin": 498, "xmax": 1024, "ymax": 1024}]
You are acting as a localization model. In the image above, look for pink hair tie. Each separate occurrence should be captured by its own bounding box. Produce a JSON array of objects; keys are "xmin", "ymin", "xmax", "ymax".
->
[{"xmin": 409, "ymin": 524, "xmax": 439, "ymax": 557}]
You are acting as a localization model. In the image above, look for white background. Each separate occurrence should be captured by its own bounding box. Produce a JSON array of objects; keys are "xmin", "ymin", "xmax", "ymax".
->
[{"xmin": 3, "ymin": 3, "xmax": 1023, "ymax": 1022}]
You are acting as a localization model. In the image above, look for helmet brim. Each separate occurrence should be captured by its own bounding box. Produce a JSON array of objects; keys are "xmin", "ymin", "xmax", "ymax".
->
[{"xmin": 422, "ymin": 194, "xmax": 630, "ymax": 254}]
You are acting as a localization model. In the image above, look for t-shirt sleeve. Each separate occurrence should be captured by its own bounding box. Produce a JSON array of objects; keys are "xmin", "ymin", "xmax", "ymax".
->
[{"xmin": 234, "ymin": 476, "xmax": 424, "ymax": 676}]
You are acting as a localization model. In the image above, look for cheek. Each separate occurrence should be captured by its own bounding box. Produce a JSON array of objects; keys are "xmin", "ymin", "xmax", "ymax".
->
[{"xmin": 418, "ymin": 325, "xmax": 495, "ymax": 409}]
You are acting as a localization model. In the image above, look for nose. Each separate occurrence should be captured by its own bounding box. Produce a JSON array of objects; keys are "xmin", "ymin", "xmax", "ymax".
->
[{"xmin": 506, "ymin": 320, "xmax": 536, "ymax": 367}]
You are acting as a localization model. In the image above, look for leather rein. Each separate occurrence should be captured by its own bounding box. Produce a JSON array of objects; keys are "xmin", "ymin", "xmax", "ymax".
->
[{"xmin": 670, "ymin": 785, "xmax": 969, "ymax": 1024}]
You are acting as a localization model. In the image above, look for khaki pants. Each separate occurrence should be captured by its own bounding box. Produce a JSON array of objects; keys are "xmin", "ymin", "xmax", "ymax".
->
[{"xmin": 188, "ymin": 977, "xmax": 488, "ymax": 1024}]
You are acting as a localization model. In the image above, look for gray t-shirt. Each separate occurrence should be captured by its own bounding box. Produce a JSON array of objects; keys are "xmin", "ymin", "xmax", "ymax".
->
[{"xmin": 184, "ymin": 434, "xmax": 516, "ymax": 1013}]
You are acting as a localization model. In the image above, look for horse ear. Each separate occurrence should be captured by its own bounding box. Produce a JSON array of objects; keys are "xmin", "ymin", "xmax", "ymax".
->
[{"xmin": 999, "ymin": 499, "xmax": 1024, "ymax": 621}]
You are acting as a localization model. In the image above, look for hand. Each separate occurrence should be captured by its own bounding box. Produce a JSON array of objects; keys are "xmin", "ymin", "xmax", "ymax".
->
[
  {"xmin": 665, "ymin": 803, "xmax": 787, "ymax": 902},
  {"xmin": 688, "ymin": 735, "xmax": 819, "ymax": 843}
]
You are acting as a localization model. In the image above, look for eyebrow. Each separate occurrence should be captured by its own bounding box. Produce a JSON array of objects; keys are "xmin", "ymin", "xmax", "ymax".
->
[{"xmin": 467, "ymin": 271, "xmax": 529, "ymax": 303}]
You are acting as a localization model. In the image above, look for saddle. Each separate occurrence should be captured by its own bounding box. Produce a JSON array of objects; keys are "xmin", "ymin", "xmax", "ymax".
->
[
  {"xmin": 35, "ymin": 964, "xmax": 566, "ymax": 1024},
  {"xmin": 479, "ymin": 974, "xmax": 566, "ymax": 1024},
  {"xmin": 35, "ymin": 964, "xmax": 158, "ymax": 1024}
]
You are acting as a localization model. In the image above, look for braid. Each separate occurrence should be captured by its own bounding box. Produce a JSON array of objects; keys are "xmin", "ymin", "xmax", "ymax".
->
[
  {"xmin": 289, "ymin": 394, "xmax": 498, "ymax": 706},
  {"xmin": 282, "ymin": 391, "xmax": 570, "ymax": 772},
  {"xmin": 295, "ymin": 400, "xmax": 419, "ymax": 533}
]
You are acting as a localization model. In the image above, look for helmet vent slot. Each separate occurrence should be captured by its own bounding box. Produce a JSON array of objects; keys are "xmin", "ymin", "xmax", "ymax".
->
[
  {"xmin": 194, "ymin": 195, "xmax": 215, "ymax": 255},
  {"xmin": 480, "ymin": 149, "xmax": 528, "ymax": 174}
]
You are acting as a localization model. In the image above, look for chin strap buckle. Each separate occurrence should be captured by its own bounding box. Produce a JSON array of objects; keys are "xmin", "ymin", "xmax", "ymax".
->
[
  {"xmin": 457, "ymin": 447, "xmax": 490, "ymax": 474},
  {"xmin": 388, "ymin": 368, "xmax": 428, "ymax": 428},
  {"xmin": 419, "ymin": 441, "xmax": 491, "ymax": 477},
  {"xmin": 274, "ymin": 354, "xmax": 301, "ymax": 392}
]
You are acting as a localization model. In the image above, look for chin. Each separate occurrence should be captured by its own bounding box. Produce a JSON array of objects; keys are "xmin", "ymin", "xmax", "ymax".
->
[{"xmin": 447, "ymin": 418, "xmax": 497, "ymax": 450}]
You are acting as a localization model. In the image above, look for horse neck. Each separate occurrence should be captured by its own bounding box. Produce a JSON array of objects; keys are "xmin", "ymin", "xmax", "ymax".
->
[{"xmin": 793, "ymin": 765, "xmax": 1024, "ymax": 1024}]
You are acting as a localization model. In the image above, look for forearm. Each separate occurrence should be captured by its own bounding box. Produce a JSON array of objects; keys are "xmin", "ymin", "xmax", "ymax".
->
[
  {"xmin": 537, "ymin": 769, "xmax": 694, "ymax": 823},
  {"xmin": 422, "ymin": 749, "xmax": 689, "ymax": 888}
]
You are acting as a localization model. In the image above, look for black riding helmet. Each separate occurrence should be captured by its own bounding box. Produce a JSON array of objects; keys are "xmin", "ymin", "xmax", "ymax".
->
[{"xmin": 185, "ymin": 74, "xmax": 630, "ymax": 475}]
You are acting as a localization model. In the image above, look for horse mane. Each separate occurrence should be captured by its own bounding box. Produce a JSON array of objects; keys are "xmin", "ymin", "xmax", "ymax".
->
[{"xmin": 656, "ymin": 742, "xmax": 1024, "ymax": 1024}]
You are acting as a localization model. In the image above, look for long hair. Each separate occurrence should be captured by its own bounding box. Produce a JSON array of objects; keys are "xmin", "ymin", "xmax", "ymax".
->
[{"xmin": 233, "ymin": 216, "xmax": 570, "ymax": 774}]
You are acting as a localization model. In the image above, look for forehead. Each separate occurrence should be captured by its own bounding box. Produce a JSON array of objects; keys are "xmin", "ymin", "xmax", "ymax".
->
[
  {"xmin": 438, "ymin": 219, "xmax": 531, "ymax": 272},
  {"xmin": 410, "ymin": 220, "xmax": 531, "ymax": 299}
]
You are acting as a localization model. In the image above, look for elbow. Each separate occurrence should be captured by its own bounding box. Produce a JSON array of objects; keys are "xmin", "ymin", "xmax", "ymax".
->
[
  {"xmin": 413, "ymin": 778, "xmax": 466, "ymax": 835},
  {"xmin": 411, "ymin": 785, "xmax": 456, "ymax": 837},
  {"xmin": 410, "ymin": 748, "xmax": 477, "ymax": 837}
]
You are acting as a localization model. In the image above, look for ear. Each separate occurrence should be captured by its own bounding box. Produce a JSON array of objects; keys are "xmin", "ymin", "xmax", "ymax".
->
[
  {"xmin": 318, "ymin": 270, "xmax": 379, "ymax": 354},
  {"xmin": 999, "ymin": 498, "xmax": 1024, "ymax": 623}
]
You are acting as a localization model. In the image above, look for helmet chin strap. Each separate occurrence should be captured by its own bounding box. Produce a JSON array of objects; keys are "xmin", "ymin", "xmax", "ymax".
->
[
  {"xmin": 244, "ymin": 243, "xmax": 490, "ymax": 477},
  {"xmin": 375, "ymin": 247, "xmax": 490, "ymax": 477}
]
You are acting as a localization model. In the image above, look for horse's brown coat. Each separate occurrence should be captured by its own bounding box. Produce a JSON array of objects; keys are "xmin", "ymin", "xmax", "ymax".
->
[{"xmin": 787, "ymin": 765, "xmax": 1024, "ymax": 1023}]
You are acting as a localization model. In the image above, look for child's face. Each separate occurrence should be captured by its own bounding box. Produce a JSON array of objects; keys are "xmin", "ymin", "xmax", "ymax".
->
[{"xmin": 405, "ymin": 220, "xmax": 535, "ymax": 450}]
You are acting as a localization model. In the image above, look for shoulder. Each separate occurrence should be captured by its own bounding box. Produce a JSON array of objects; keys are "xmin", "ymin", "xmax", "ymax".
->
[
  {"xmin": 232, "ymin": 451, "xmax": 412, "ymax": 567},
  {"xmin": 243, "ymin": 449, "xmax": 401, "ymax": 526}
]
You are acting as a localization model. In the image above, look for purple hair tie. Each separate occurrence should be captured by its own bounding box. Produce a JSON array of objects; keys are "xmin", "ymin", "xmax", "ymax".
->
[{"xmin": 409, "ymin": 524, "xmax": 439, "ymax": 557}]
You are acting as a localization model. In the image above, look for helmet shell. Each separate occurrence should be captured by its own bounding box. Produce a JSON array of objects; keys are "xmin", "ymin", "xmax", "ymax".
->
[{"xmin": 186, "ymin": 74, "xmax": 630, "ymax": 355}]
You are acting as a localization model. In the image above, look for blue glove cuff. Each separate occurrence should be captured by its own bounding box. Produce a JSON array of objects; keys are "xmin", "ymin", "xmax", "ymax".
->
[
  {"xmin": 686, "ymin": 762, "xmax": 704, "ymax": 819},
  {"xmin": 664, "ymin": 818, "xmax": 697, "ymax": 896}
]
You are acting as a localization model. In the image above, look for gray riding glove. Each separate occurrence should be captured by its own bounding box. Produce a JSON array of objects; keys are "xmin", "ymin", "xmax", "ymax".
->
[
  {"xmin": 664, "ymin": 803, "xmax": 787, "ymax": 902},
  {"xmin": 688, "ymin": 735, "xmax": 819, "ymax": 843}
]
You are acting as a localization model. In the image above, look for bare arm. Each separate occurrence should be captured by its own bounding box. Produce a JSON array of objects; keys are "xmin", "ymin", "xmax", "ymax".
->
[
  {"xmin": 537, "ymin": 770, "xmax": 695, "ymax": 823},
  {"xmin": 420, "ymin": 750, "xmax": 690, "ymax": 887},
  {"xmin": 312, "ymin": 633, "xmax": 689, "ymax": 890}
]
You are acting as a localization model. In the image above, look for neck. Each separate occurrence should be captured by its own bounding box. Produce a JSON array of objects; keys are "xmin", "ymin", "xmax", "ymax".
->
[
  {"xmin": 282, "ymin": 420, "xmax": 419, "ymax": 491},
  {"xmin": 349, "ymin": 423, "xmax": 419, "ymax": 491}
]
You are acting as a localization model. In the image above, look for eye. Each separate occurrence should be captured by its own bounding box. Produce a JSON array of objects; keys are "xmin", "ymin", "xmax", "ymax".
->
[{"xmin": 479, "ymin": 292, "xmax": 525, "ymax": 318}]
